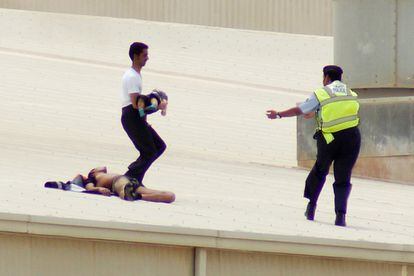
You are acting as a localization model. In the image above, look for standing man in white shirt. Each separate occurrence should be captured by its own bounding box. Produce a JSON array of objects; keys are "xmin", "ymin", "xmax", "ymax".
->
[{"xmin": 121, "ymin": 42, "xmax": 167, "ymax": 185}]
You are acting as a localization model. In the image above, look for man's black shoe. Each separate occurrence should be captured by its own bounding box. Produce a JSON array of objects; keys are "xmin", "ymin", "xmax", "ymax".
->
[
  {"xmin": 335, "ymin": 212, "xmax": 346, "ymax": 227},
  {"xmin": 305, "ymin": 202, "xmax": 316, "ymax": 221}
]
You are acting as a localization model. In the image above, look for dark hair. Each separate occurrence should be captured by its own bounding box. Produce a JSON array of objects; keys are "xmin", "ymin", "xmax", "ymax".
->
[
  {"xmin": 323, "ymin": 65, "xmax": 343, "ymax": 81},
  {"xmin": 129, "ymin": 42, "xmax": 148, "ymax": 61},
  {"xmin": 152, "ymin": 89, "xmax": 168, "ymax": 101}
]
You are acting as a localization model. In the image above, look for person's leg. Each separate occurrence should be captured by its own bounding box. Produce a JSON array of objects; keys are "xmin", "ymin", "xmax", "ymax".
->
[
  {"xmin": 137, "ymin": 186, "xmax": 175, "ymax": 203},
  {"xmin": 303, "ymin": 132, "xmax": 335, "ymax": 220},
  {"xmin": 130, "ymin": 125, "xmax": 167, "ymax": 183},
  {"xmin": 148, "ymin": 124, "xmax": 167, "ymax": 159},
  {"xmin": 332, "ymin": 128, "xmax": 361, "ymax": 226},
  {"xmin": 121, "ymin": 108, "xmax": 159, "ymax": 182},
  {"xmin": 112, "ymin": 175, "xmax": 174, "ymax": 203}
]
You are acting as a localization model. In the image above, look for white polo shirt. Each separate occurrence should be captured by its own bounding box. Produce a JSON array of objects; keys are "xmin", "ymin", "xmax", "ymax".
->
[{"xmin": 121, "ymin": 67, "xmax": 142, "ymax": 107}]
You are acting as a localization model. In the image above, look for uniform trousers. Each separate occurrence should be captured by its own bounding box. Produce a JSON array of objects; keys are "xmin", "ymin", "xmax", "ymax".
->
[{"xmin": 304, "ymin": 127, "xmax": 361, "ymax": 214}]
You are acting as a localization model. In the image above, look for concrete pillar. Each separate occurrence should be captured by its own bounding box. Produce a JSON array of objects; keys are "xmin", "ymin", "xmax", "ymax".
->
[
  {"xmin": 297, "ymin": 0, "xmax": 414, "ymax": 183},
  {"xmin": 195, "ymin": 248, "xmax": 207, "ymax": 276},
  {"xmin": 333, "ymin": 0, "xmax": 414, "ymax": 93}
]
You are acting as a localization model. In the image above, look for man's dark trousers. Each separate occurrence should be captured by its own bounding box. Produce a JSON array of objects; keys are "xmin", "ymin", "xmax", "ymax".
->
[
  {"xmin": 304, "ymin": 127, "xmax": 361, "ymax": 214},
  {"xmin": 121, "ymin": 105, "xmax": 166, "ymax": 183}
]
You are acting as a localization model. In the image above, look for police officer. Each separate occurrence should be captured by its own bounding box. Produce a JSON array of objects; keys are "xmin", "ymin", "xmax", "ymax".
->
[{"xmin": 266, "ymin": 65, "xmax": 361, "ymax": 227}]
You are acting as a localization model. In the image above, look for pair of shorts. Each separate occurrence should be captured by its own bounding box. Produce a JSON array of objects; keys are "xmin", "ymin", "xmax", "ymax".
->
[{"xmin": 112, "ymin": 176, "xmax": 144, "ymax": 201}]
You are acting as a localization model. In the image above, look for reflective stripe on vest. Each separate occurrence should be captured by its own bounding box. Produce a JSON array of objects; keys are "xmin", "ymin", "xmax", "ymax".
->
[
  {"xmin": 314, "ymin": 85, "xmax": 359, "ymax": 136},
  {"xmin": 321, "ymin": 115, "xmax": 359, "ymax": 128}
]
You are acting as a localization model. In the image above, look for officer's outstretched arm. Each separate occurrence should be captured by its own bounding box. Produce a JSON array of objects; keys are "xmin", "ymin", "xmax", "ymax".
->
[{"xmin": 267, "ymin": 107, "xmax": 303, "ymax": 119}]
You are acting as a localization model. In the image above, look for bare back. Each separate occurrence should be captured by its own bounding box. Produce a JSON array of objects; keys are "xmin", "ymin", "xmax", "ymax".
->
[{"xmin": 93, "ymin": 173, "xmax": 120, "ymax": 189}]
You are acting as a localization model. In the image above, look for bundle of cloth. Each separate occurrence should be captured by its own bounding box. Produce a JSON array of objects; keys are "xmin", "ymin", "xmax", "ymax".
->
[{"xmin": 136, "ymin": 89, "xmax": 168, "ymax": 118}]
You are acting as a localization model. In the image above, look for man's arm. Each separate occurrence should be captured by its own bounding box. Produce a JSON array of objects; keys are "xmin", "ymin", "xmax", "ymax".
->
[
  {"xmin": 124, "ymin": 73, "xmax": 142, "ymax": 109},
  {"xmin": 147, "ymin": 89, "xmax": 168, "ymax": 116},
  {"xmin": 266, "ymin": 93, "xmax": 319, "ymax": 119},
  {"xmin": 266, "ymin": 107, "xmax": 303, "ymax": 119},
  {"xmin": 137, "ymin": 97, "xmax": 165, "ymax": 117},
  {"xmin": 145, "ymin": 97, "xmax": 168, "ymax": 116},
  {"xmin": 84, "ymin": 183, "xmax": 111, "ymax": 196},
  {"xmin": 130, "ymin": 93, "xmax": 140, "ymax": 109}
]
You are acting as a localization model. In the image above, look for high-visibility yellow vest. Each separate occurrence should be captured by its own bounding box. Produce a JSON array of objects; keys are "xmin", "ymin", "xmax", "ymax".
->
[{"xmin": 314, "ymin": 84, "xmax": 359, "ymax": 144}]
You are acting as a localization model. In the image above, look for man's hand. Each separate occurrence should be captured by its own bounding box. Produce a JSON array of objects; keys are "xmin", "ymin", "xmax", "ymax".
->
[
  {"xmin": 97, "ymin": 187, "xmax": 111, "ymax": 196},
  {"xmin": 266, "ymin": 110, "xmax": 281, "ymax": 119},
  {"xmin": 159, "ymin": 100, "xmax": 168, "ymax": 116}
]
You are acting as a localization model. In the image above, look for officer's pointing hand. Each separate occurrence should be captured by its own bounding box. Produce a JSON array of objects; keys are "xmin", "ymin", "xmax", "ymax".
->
[{"xmin": 266, "ymin": 110, "xmax": 279, "ymax": 119}]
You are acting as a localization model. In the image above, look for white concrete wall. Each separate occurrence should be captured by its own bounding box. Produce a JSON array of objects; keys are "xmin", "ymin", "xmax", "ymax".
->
[
  {"xmin": 333, "ymin": 0, "xmax": 414, "ymax": 89},
  {"xmin": 0, "ymin": 0, "xmax": 332, "ymax": 35}
]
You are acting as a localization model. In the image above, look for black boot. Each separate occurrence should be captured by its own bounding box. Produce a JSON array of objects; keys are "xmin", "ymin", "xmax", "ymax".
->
[
  {"xmin": 335, "ymin": 212, "xmax": 346, "ymax": 227},
  {"xmin": 305, "ymin": 202, "xmax": 316, "ymax": 221}
]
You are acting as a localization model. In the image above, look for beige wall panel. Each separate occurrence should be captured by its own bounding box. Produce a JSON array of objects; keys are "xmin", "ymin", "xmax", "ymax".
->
[
  {"xmin": 0, "ymin": 233, "xmax": 193, "ymax": 276},
  {"xmin": 0, "ymin": 233, "xmax": 31, "ymax": 276},
  {"xmin": 408, "ymin": 265, "xmax": 414, "ymax": 276},
  {"xmin": 206, "ymin": 249, "xmax": 403, "ymax": 276},
  {"xmin": 0, "ymin": 0, "xmax": 332, "ymax": 35},
  {"xmin": 31, "ymin": 236, "xmax": 95, "ymax": 276},
  {"xmin": 94, "ymin": 242, "xmax": 193, "ymax": 276}
]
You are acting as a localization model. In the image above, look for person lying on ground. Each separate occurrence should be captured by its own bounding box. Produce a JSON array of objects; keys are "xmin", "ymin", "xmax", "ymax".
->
[{"xmin": 44, "ymin": 166, "xmax": 175, "ymax": 203}]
